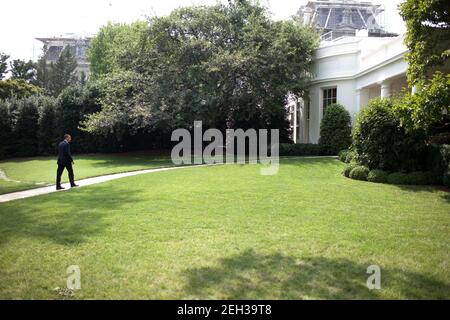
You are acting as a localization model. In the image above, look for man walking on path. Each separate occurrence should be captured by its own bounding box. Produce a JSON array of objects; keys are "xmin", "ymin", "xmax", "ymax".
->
[{"xmin": 56, "ymin": 134, "xmax": 79, "ymax": 190}]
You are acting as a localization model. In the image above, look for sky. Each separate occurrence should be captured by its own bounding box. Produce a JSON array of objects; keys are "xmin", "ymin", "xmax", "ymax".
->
[{"xmin": 0, "ymin": 0, "xmax": 407, "ymax": 61}]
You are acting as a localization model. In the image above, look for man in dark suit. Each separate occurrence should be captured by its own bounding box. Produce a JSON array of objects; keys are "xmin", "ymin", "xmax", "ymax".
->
[{"xmin": 56, "ymin": 134, "xmax": 79, "ymax": 190}]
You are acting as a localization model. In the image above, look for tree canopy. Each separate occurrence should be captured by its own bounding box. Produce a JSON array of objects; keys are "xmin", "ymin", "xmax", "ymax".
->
[
  {"xmin": 87, "ymin": 20, "xmax": 148, "ymax": 78},
  {"xmin": 0, "ymin": 53, "xmax": 9, "ymax": 80},
  {"xmin": 83, "ymin": 0, "xmax": 319, "ymax": 139},
  {"xmin": 10, "ymin": 59, "xmax": 36, "ymax": 82},
  {"xmin": 400, "ymin": 0, "xmax": 450, "ymax": 84}
]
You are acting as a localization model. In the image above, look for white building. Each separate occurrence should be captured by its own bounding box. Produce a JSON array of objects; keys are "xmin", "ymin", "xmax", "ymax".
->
[{"xmin": 290, "ymin": 0, "xmax": 410, "ymax": 144}]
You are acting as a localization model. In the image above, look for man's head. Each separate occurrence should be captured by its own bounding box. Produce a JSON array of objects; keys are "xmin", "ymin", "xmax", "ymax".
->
[{"xmin": 64, "ymin": 134, "xmax": 72, "ymax": 143}]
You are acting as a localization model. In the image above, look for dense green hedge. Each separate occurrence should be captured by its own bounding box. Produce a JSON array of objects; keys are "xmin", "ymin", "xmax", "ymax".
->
[
  {"xmin": 343, "ymin": 163, "xmax": 359, "ymax": 178},
  {"xmin": 367, "ymin": 169, "xmax": 388, "ymax": 183},
  {"xmin": 349, "ymin": 166, "xmax": 369, "ymax": 181},
  {"xmin": 279, "ymin": 143, "xmax": 321, "ymax": 156}
]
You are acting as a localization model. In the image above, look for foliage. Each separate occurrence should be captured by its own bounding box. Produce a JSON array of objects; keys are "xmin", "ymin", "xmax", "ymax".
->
[
  {"xmin": 34, "ymin": 46, "xmax": 50, "ymax": 92},
  {"xmin": 12, "ymin": 96, "xmax": 40, "ymax": 156},
  {"xmin": 443, "ymin": 164, "xmax": 450, "ymax": 187},
  {"xmin": 352, "ymin": 98, "xmax": 427, "ymax": 172},
  {"xmin": 38, "ymin": 96, "xmax": 58, "ymax": 155},
  {"xmin": 343, "ymin": 162, "xmax": 358, "ymax": 178},
  {"xmin": 338, "ymin": 149, "xmax": 349, "ymax": 162},
  {"xmin": 0, "ymin": 79, "xmax": 43, "ymax": 100},
  {"xmin": 319, "ymin": 103, "xmax": 352, "ymax": 155},
  {"xmin": 387, "ymin": 172, "xmax": 410, "ymax": 185},
  {"xmin": 0, "ymin": 53, "xmax": 9, "ymax": 80},
  {"xmin": 48, "ymin": 46, "xmax": 78, "ymax": 96},
  {"xmin": 399, "ymin": 0, "xmax": 450, "ymax": 84},
  {"xmin": 349, "ymin": 165, "xmax": 369, "ymax": 181},
  {"xmin": 394, "ymin": 72, "xmax": 450, "ymax": 135},
  {"xmin": 56, "ymin": 84, "xmax": 105, "ymax": 153},
  {"xmin": 83, "ymin": 1, "xmax": 319, "ymax": 139},
  {"xmin": 9, "ymin": 59, "xmax": 36, "ymax": 82},
  {"xmin": 87, "ymin": 21, "xmax": 148, "ymax": 78},
  {"xmin": 279, "ymin": 143, "xmax": 321, "ymax": 156},
  {"xmin": 0, "ymin": 101, "xmax": 12, "ymax": 158},
  {"xmin": 407, "ymin": 171, "xmax": 431, "ymax": 185},
  {"xmin": 367, "ymin": 169, "xmax": 389, "ymax": 183}
]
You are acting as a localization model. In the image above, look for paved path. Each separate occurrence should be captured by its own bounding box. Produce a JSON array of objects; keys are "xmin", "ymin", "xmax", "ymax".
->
[{"xmin": 0, "ymin": 165, "xmax": 209, "ymax": 203}]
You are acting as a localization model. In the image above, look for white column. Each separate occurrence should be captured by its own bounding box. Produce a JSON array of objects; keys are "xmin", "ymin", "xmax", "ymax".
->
[
  {"xmin": 292, "ymin": 102, "xmax": 298, "ymax": 144},
  {"xmin": 355, "ymin": 89, "xmax": 361, "ymax": 112},
  {"xmin": 380, "ymin": 80, "xmax": 392, "ymax": 98}
]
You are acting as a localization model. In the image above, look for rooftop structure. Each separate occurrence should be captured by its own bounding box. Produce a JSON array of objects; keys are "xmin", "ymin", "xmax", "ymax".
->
[
  {"xmin": 35, "ymin": 35, "xmax": 92, "ymax": 78},
  {"xmin": 298, "ymin": 0, "xmax": 397, "ymax": 41}
]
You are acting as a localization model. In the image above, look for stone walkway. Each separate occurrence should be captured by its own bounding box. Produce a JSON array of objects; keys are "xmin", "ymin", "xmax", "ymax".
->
[{"xmin": 0, "ymin": 165, "xmax": 209, "ymax": 203}]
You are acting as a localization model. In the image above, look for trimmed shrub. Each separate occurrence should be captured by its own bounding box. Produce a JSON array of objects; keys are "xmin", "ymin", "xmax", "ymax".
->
[
  {"xmin": 407, "ymin": 171, "xmax": 430, "ymax": 185},
  {"xmin": 349, "ymin": 165, "xmax": 369, "ymax": 181},
  {"xmin": 343, "ymin": 162, "xmax": 359, "ymax": 177},
  {"xmin": 338, "ymin": 149, "xmax": 349, "ymax": 162},
  {"xmin": 368, "ymin": 169, "xmax": 389, "ymax": 183},
  {"xmin": 319, "ymin": 103, "xmax": 352, "ymax": 155},
  {"xmin": 345, "ymin": 150, "xmax": 357, "ymax": 163},
  {"xmin": 279, "ymin": 143, "xmax": 321, "ymax": 156},
  {"xmin": 352, "ymin": 98, "xmax": 427, "ymax": 172},
  {"xmin": 387, "ymin": 172, "xmax": 409, "ymax": 185}
]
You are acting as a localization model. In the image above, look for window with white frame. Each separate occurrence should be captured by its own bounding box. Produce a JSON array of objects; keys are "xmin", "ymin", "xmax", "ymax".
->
[{"xmin": 322, "ymin": 87, "xmax": 337, "ymax": 116}]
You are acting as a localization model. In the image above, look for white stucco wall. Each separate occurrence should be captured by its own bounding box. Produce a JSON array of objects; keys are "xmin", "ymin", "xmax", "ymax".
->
[{"xmin": 294, "ymin": 35, "xmax": 410, "ymax": 144}]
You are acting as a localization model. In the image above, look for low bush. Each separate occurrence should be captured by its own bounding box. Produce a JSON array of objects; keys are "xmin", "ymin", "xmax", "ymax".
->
[
  {"xmin": 338, "ymin": 149, "xmax": 349, "ymax": 162},
  {"xmin": 279, "ymin": 143, "xmax": 321, "ymax": 157},
  {"xmin": 343, "ymin": 162, "xmax": 359, "ymax": 178},
  {"xmin": 352, "ymin": 98, "xmax": 427, "ymax": 171},
  {"xmin": 345, "ymin": 150, "xmax": 357, "ymax": 163},
  {"xmin": 349, "ymin": 166, "xmax": 369, "ymax": 181},
  {"xmin": 367, "ymin": 169, "xmax": 389, "ymax": 183},
  {"xmin": 407, "ymin": 171, "xmax": 431, "ymax": 185},
  {"xmin": 387, "ymin": 172, "xmax": 409, "ymax": 185}
]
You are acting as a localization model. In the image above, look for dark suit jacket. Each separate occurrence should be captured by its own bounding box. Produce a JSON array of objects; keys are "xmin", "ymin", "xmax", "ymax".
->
[{"xmin": 57, "ymin": 140, "xmax": 73, "ymax": 165}]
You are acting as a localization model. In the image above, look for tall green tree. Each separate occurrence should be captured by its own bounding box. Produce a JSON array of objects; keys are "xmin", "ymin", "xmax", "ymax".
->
[
  {"xmin": 400, "ymin": 0, "xmax": 450, "ymax": 85},
  {"xmin": 0, "ymin": 79, "xmax": 43, "ymax": 100},
  {"xmin": 35, "ymin": 46, "xmax": 50, "ymax": 91},
  {"xmin": 10, "ymin": 59, "xmax": 37, "ymax": 82},
  {"xmin": 87, "ymin": 21, "xmax": 148, "ymax": 78},
  {"xmin": 48, "ymin": 46, "xmax": 78, "ymax": 96},
  {"xmin": 83, "ymin": 0, "xmax": 319, "ymax": 140},
  {"xmin": 0, "ymin": 53, "xmax": 9, "ymax": 80}
]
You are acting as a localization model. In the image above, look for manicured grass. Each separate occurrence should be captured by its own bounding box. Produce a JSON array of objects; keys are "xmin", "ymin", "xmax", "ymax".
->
[
  {"xmin": 0, "ymin": 153, "xmax": 173, "ymax": 194},
  {"xmin": 0, "ymin": 158, "xmax": 449, "ymax": 299}
]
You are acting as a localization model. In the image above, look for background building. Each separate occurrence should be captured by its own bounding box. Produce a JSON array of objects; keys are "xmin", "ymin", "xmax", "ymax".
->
[
  {"xmin": 35, "ymin": 35, "xmax": 91, "ymax": 78},
  {"xmin": 289, "ymin": 0, "xmax": 408, "ymax": 144}
]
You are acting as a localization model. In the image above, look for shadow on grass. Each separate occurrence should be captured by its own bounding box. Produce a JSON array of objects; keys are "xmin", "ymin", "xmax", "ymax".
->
[
  {"xmin": 182, "ymin": 249, "xmax": 450, "ymax": 300},
  {"xmin": 0, "ymin": 184, "xmax": 144, "ymax": 246}
]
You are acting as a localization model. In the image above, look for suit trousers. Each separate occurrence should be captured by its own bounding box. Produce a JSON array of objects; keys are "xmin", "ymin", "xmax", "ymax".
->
[{"xmin": 56, "ymin": 163, "xmax": 75, "ymax": 186}]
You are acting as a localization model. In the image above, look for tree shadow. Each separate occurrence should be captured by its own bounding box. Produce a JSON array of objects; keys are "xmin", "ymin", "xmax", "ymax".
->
[
  {"xmin": 182, "ymin": 249, "xmax": 450, "ymax": 299},
  {"xmin": 0, "ymin": 184, "xmax": 144, "ymax": 246}
]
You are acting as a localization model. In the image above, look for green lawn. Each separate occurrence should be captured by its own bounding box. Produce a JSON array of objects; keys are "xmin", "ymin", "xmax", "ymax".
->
[
  {"xmin": 0, "ymin": 158, "xmax": 449, "ymax": 299},
  {"xmin": 0, "ymin": 153, "xmax": 173, "ymax": 194}
]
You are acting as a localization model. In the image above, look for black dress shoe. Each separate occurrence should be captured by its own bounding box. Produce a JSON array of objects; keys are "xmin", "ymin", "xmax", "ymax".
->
[
  {"xmin": 71, "ymin": 184, "xmax": 79, "ymax": 188},
  {"xmin": 56, "ymin": 186, "xmax": 65, "ymax": 190}
]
